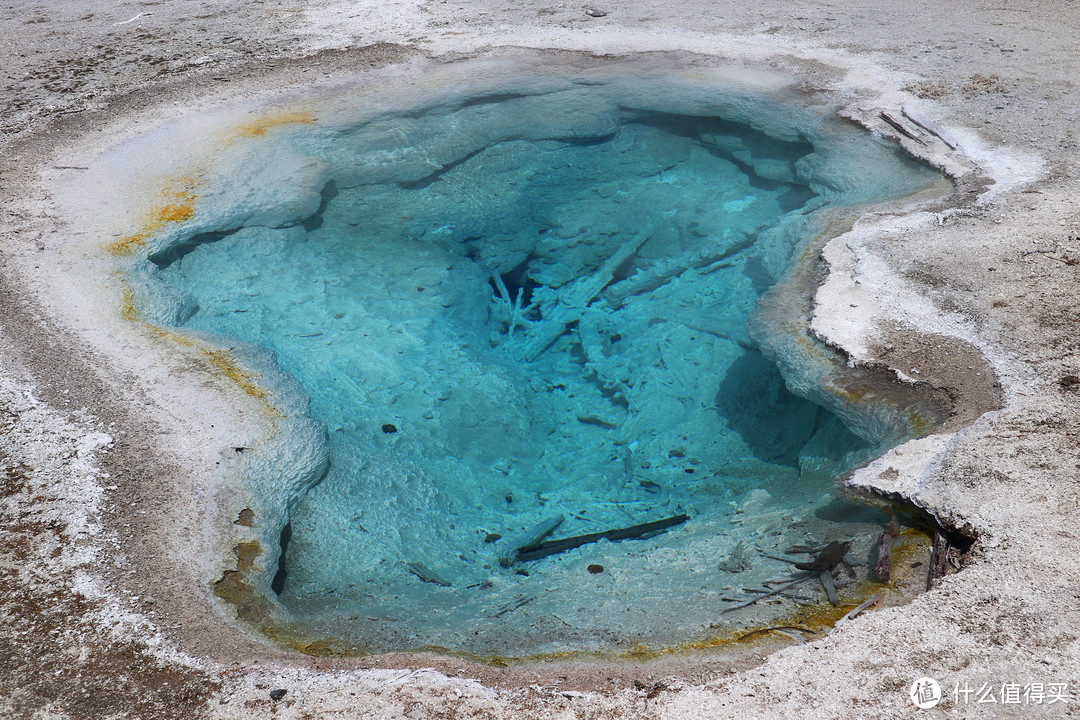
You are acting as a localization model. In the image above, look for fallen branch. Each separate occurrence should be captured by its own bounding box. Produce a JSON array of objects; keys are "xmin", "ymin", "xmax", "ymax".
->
[
  {"xmin": 927, "ymin": 529, "xmax": 950, "ymax": 590},
  {"xmin": 880, "ymin": 110, "xmax": 927, "ymax": 145},
  {"xmin": 498, "ymin": 515, "xmax": 564, "ymax": 567},
  {"xmin": 406, "ymin": 562, "xmax": 451, "ymax": 587},
  {"xmin": 874, "ymin": 514, "xmax": 901, "ymax": 582},
  {"xmin": 786, "ymin": 543, "xmax": 828, "ymax": 554},
  {"xmin": 792, "ymin": 541, "xmax": 851, "ymax": 571},
  {"xmin": 830, "ymin": 594, "xmax": 883, "ymax": 635},
  {"xmin": 718, "ymin": 540, "xmax": 751, "ymax": 573},
  {"xmin": 722, "ymin": 574, "xmax": 814, "ymax": 613},
  {"xmin": 522, "ymin": 230, "xmax": 650, "ymax": 361},
  {"xmin": 819, "ymin": 570, "xmax": 839, "ymax": 605},
  {"xmin": 514, "ymin": 514, "xmax": 689, "ymax": 562},
  {"xmin": 601, "ymin": 234, "xmax": 755, "ymax": 309},
  {"xmin": 902, "ymin": 106, "xmax": 960, "ymax": 150},
  {"xmin": 488, "ymin": 594, "xmax": 535, "ymax": 618}
]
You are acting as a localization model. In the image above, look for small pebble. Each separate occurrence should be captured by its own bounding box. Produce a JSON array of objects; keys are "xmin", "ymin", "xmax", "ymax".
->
[
  {"xmin": 585, "ymin": 8, "xmax": 607, "ymax": 16},
  {"xmin": 269, "ymin": 688, "xmax": 287, "ymax": 701},
  {"xmin": 587, "ymin": 564, "xmax": 604, "ymax": 574},
  {"xmin": 381, "ymin": 423, "xmax": 397, "ymax": 433},
  {"xmin": 484, "ymin": 533, "xmax": 502, "ymax": 543}
]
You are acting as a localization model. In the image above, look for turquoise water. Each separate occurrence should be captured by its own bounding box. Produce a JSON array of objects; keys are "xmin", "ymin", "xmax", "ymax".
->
[{"xmin": 141, "ymin": 72, "xmax": 942, "ymax": 656}]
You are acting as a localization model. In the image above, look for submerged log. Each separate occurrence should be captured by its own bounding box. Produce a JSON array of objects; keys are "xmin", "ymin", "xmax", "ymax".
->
[
  {"xmin": 722, "ymin": 574, "xmax": 814, "ymax": 613},
  {"xmin": 601, "ymin": 233, "xmax": 756, "ymax": 309},
  {"xmin": 522, "ymin": 230, "xmax": 651, "ymax": 361},
  {"xmin": 498, "ymin": 515, "xmax": 564, "ymax": 567},
  {"xmin": 792, "ymin": 541, "xmax": 851, "ymax": 572},
  {"xmin": 819, "ymin": 570, "xmax": 839, "ymax": 605},
  {"xmin": 514, "ymin": 514, "xmax": 689, "ymax": 562},
  {"xmin": 406, "ymin": 562, "xmax": 451, "ymax": 587},
  {"xmin": 487, "ymin": 594, "xmax": 535, "ymax": 618}
]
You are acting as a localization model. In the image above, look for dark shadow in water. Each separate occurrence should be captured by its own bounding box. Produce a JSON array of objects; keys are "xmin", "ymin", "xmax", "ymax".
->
[
  {"xmin": 815, "ymin": 497, "xmax": 890, "ymax": 525},
  {"xmin": 301, "ymin": 180, "xmax": 340, "ymax": 232},
  {"xmin": 148, "ymin": 228, "xmax": 239, "ymax": 267},
  {"xmin": 742, "ymin": 253, "xmax": 778, "ymax": 296},
  {"xmin": 777, "ymin": 185, "xmax": 817, "ymax": 213},
  {"xmin": 714, "ymin": 349, "xmax": 822, "ymax": 466},
  {"xmin": 271, "ymin": 521, "xmax": 292, "ymax": 595}
]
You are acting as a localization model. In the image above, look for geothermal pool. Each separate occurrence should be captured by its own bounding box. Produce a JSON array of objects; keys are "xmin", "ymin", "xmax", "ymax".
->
[{"xmin": 125, "ymin": 66, "xmax": 944, "ymax": 657}]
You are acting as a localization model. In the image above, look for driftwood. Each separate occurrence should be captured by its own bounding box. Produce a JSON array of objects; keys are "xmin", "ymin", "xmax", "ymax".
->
[
  {"xmin": 514, "ymin": 514, "xmax": 689, "ymax": 562},
  {"xmin": 745, "ymin": 585, "xmax": 814, "ymax": 603},
  {"xmin": 406, "ymin": 562, "xmax": 451, "ymax": 587},
  {"xmin": 727, "ymin": 538, "xmax": 861, "ymax": 612},
  {"xmin": 880, "ymin": 110, "xmax": 926, "ymax": 145},
  {"xmin": 498, "ymin": 515, "xmax": 564, "ymax": 567},
  {"xmin": 722, "ymin": 574, "xmax": 814, "ymax": 613},
  {"xmin": 902, "ymin": 106, "xmax": 960, "ymax": 150},
  {"xmin": 792, "ymin": 541, "xmax": 851, "ymax": 572},
  {"xmin": 927, "ymin": 529, "xmax": 950, "ymax": 590},
  {"xmin": 487, "ymin": 594, "xmax": 535, "ymax": 618},
  {"xmin": 786, "ymin": 540, "xmax": 852, "ymax": 605},
  {"xmin": 490, "ymin": 273, "xmax": 535, "ymax": 337},
  {"xmin": 786, "ymin": 543, "xmax": 827, "ymax": 554},
  {"xmin": 874, "ymin": 514, "xmax": 902, "ymax": 582},
  {"xmin": 522, "ymin": 231, "xmax": 651, "ymax": 361},
  {"xmin": 601, "ymin": 233, "xmax": 756, "ymax": 309},
  {"xmin": 819, "ymin": 570, "xmax": 839, "ymax": 605},
  {"xmin": 719, "ymin": 540, "xmax": 752, "ymax": 573},
  {"xmin": 829, "ymin": 594, "xmax": 883, "ymax": 635}
]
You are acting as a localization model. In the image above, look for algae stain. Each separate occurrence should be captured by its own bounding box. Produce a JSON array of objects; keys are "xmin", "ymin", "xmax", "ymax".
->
[
  {"xmin": 214, "ymin": 569, "xmax": 275, "ymax": 625},
  {"xmin": 107, "ymin": 175, "xmax": 278, "ymax": 413},
  {"xmin": 203, "ymin": 349, "xmax": 274, "ymax": 405},
  {"xmin": 233, "ymin": 110, "xmax": 317, "ymax": 139},
  {"xmin": 118, "ymin": 277, "xmax": 282, "ymax": 417},
  {"xmin": 109, "ymin": 178, "xmax": 200, "ymax": 255},
  {"xmin": 152, "ymin": 191, "xmax": 197, "ymax": 225},
  {"xmin": 234, "ymin": 508, "xmax": 256, "ymax": 527},
  {"xmin": 233, "ymin": 541, "xmax": 263, "ymax": 570},
  {"xmin": 121, "ymin": 286, "xmax": 140, "ymax": 323},
  {"xmin": 214, "ymin": 541, "xmax": 280, "ymax": 625}
]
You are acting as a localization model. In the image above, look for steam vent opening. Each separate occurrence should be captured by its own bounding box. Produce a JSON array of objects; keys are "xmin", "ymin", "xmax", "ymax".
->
[{"xmin": 134, "ymin": 65, "xmax": 947, "ymax": 659}]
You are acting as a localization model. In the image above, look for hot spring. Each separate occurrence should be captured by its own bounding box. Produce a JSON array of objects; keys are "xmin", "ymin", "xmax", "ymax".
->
[{"xmin": 119, "ymin": 60, "xmax": 947, "ymax": 659}]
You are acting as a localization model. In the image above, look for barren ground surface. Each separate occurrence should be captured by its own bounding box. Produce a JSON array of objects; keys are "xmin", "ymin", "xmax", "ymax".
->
[{"xmin": 2, "ymin": 0, "xmax": 1080, "ymax": 718}]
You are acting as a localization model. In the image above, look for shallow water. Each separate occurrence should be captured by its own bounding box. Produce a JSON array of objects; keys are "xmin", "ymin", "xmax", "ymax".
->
[{"xmin": 142, "ymin": 70, "xmax": 942, "ymax": 656}]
